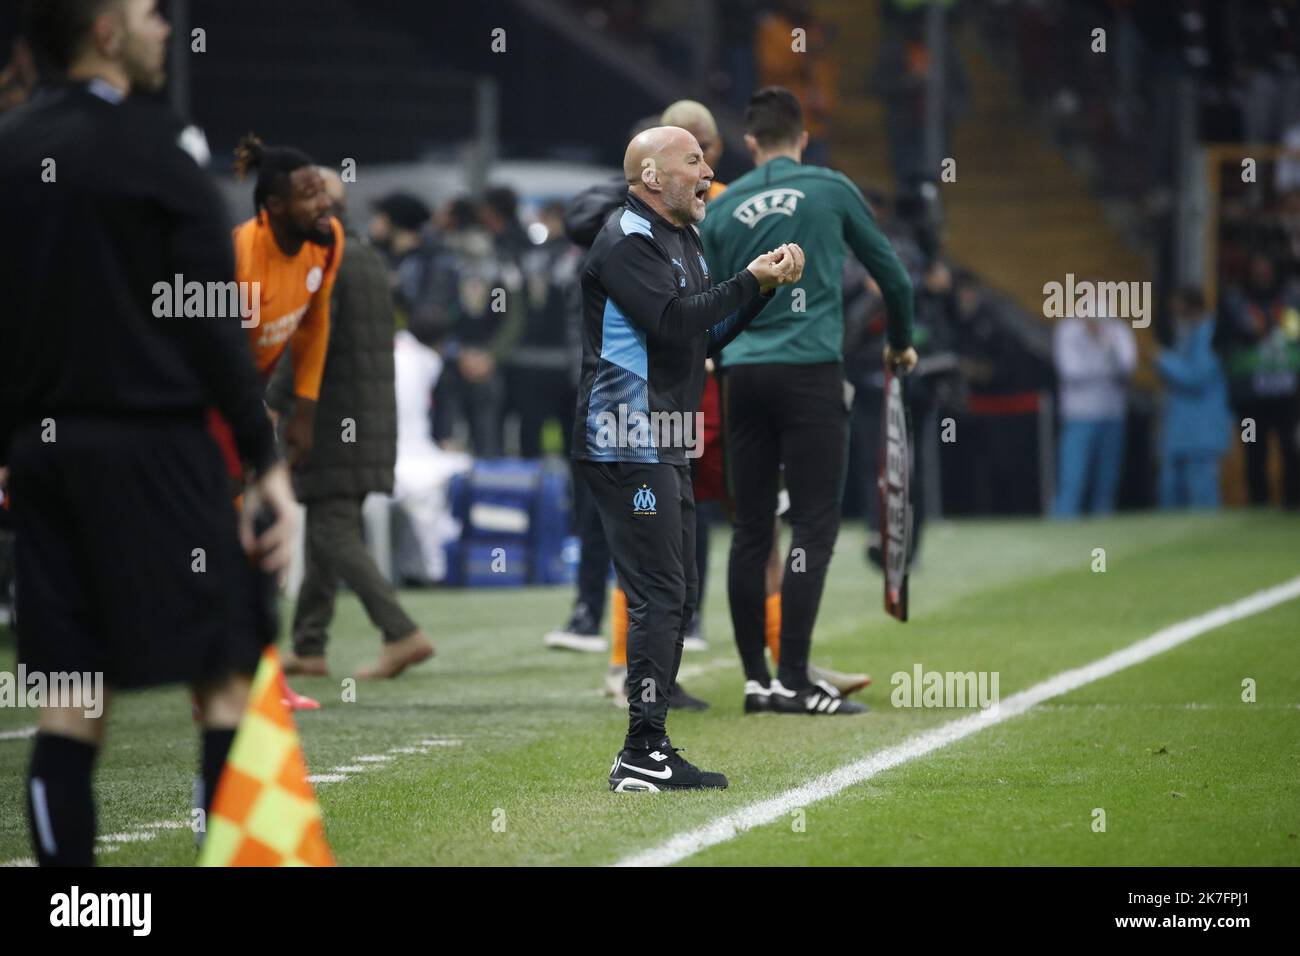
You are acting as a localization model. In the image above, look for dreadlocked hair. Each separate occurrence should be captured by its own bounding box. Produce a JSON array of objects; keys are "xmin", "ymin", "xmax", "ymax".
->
[{"xmin": 234, "ymin": 132, "xmax": 315, "ymax": 212}]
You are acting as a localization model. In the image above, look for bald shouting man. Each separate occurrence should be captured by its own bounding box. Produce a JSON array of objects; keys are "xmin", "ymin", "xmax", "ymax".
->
[{"xmin": 573, "ymin": 126, "xmax": 804, "ymax": 792}]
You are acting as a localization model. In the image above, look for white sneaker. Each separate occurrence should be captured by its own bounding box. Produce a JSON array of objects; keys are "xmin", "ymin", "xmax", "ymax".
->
[
  {"xmin": 768, "ymin": 678, "xmax": 867, "ymax": 715},
  {"xmin": 543, "ymin": 629, "xmax": 608, "ymax": 653}
]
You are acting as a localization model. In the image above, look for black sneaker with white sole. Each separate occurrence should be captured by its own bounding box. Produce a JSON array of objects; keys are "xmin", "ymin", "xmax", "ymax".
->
[
  {"xmin": 743, "ymin": 679, "xmax": 772, "ymax": 713},
  {"xmin": 768, "ymin": 678, "xmax": 867, "ymax": 715},
  {"xmin": 608, "ymin": 739, "xmax": 728, "ymax": 792}
]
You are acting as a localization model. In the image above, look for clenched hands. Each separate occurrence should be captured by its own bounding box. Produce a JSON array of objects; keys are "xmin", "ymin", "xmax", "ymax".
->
[{"xmin": 747, "ymin": 243, "xmax": 806, "ymax": 293}]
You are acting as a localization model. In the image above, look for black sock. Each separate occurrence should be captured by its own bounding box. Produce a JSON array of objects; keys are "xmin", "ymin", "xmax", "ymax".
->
[
  {"xmin": 776, "ymin": 573, "xmax": 820, "ymax": 691},
  {"xmin": 199, "ymin": 728, "xmax": 237, "ymax": 819},
  {"xmin": 27, "ymin": 733, "xmax": 98, "ymax": 867},
  {"xmin": 727, "ymin": 550, "xmax": 772, "ymax": 686}
]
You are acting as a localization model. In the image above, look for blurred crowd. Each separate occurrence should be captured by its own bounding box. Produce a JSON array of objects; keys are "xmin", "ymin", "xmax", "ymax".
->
[
  {"xmin": 1214, "ymin": 254, "xmax": 1300, "ymax": 508},
  {"xmin": 1, "ymin": 0, "xmax": 1293, "ymax": 520},
  {"xmin": 568, "ymin": 0, "xmax": 839, "ymax": 165},
  {"xmin": 1043, "ymin": 264, "xmax": 1299, "ymax": 516},
  {"xmin": 993, "ymin": 0, "xmax": 1300, "ymax": 203},
  {"xmin": 355, "ymin": 167, "xmax": 1069, "ymax": 529},
  {"xmin": 366, "ymin": 187, "xmax": 582, "ymax": 460}
]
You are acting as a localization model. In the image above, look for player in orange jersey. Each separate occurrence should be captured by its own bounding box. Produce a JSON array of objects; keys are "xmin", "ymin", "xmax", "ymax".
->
[
  {"xmin": 211, "ymin": 134, "xmax": 344, "ymax": 711},
  {"xmin": 232, "ymin": 133, "xmax": 343, "ymax": 465}
]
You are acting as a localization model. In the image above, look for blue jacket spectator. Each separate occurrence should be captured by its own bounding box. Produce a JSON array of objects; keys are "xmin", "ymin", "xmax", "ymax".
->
[{"xmin": 1158, "ymin": 289, "xmax": 1230, "ymax": 509}]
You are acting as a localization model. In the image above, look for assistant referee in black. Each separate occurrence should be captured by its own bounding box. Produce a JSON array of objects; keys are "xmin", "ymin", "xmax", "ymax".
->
[
  {"xmin": 700, "ymin": 87, "xmax": 917, "ymax": 716},
  {"xmin": 573, "ymin": 125, "xmax": 803, "ymax": 792},
  {"xmin": 0, "ymin": 0, "xmax": 296, "ymax": 865}
]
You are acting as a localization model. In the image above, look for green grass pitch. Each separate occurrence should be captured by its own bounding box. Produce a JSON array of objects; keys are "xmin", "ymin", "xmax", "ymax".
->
[{"xmin": 1, "ymin": 510, "xmax": 1297, "ymax": 866}]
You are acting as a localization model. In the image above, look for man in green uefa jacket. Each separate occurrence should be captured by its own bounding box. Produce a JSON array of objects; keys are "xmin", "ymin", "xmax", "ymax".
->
[{"xmin": 700, "ymin": 86, "xmax": 917, "ymax": 716}]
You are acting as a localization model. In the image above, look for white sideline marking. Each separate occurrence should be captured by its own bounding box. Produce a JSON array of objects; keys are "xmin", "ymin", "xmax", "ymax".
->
[
  {"xmin": 614, "ymin": 574, "xmax": 1300, "ymax": 868},
  {"xmin": 0, "ymin": 822, "xmax": 178, "ymax": 865},
  {"xmin": 0, "ymin": 726, "xmax": 36, "ymax": 741},
  {"xmin": 299, "ymin": 737, "xmax": 463, "ymax": 788},
  {"xmin": 308, "ymin": 774, "xmax": 348, "ymax": 784},
  {"xmin": 0, "ymin": 734, "xmax": 466, "ymax": 863}
]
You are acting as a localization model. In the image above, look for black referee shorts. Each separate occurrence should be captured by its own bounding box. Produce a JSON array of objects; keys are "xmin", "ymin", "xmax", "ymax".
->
[
  {"xmin": 8, "ymin": 416, "xmax": 271, "ymax": 690},
  {"xmin": 575, "ymin": 459, "xmax": 696, "ymax": 749}
]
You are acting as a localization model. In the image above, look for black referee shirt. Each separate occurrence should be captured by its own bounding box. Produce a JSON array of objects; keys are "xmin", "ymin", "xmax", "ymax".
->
[{"xmin": 0, "ymin": 80, "xmax": 277, "ymax": 474}]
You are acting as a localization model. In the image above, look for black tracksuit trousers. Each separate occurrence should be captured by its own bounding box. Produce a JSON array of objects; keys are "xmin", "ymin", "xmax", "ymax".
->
[
  {"xmin": 724, "ymin": 362, "xmax": 849, "ymax": 689},
  {"xmin": 576, "ymin": 460, "xmax": 697, "ymax": 750}
]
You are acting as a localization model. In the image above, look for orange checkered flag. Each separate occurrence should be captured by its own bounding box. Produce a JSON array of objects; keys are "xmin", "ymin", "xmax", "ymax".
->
[{"xmin": 198, "ymin": 648, "xmax": 334, "ymax": 866}]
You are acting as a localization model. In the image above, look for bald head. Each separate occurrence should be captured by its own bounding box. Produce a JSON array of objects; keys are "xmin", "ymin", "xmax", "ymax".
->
[
  {"xmin": 660, "ymin": 100, "xmax": 722, "ymax": 169},
  {"xmin": 661, "ymin": 100, "xmax": 717, "ymax": 136},
  {"xmin": 624, "ymin": 126, "xmax": 689, "ymax": 185},
  {"xmin": 623, "ymin": 125, "xmax": 713, "ymax": 227}
]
